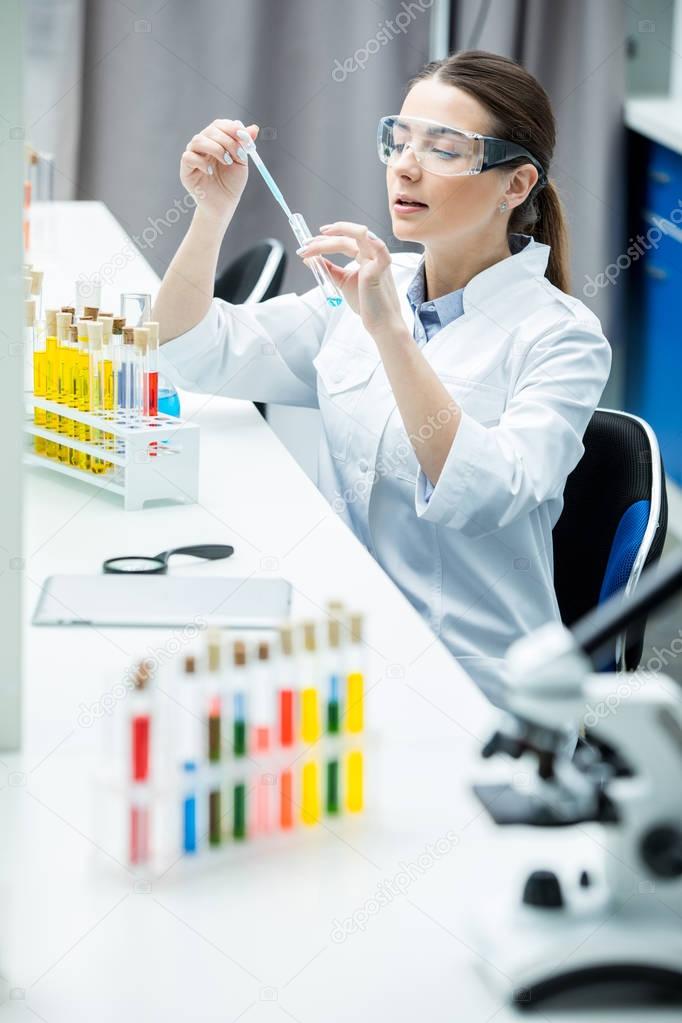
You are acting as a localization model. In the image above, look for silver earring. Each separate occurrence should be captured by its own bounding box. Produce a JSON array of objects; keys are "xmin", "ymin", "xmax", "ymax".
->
[{"xmin": 498, "ymin": 201, "xmax": 508, "ymax": 212}]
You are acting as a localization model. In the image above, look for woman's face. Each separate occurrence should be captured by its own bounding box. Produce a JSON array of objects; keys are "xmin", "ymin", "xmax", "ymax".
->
[{"xmin": 387, "ymin": 78, "xmax": 509, "ymax": 245}]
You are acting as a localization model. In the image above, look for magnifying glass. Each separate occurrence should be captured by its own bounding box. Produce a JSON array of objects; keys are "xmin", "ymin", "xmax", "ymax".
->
[{"xmin": 102, "ymin": 544, "xmax": 234, "ymax": 575}]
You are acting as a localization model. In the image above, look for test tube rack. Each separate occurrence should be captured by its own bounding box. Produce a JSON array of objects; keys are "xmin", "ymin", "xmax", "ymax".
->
[
  {"xmin": 24, "ymin": 394, "xmax": 199, "ymax": 511},
  {"xmin": 95, "ymin": 620, "xmax": 369, "ymax": 875}
]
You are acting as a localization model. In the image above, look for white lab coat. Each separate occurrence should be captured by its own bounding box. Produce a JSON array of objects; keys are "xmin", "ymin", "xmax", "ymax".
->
[{"xmin": 159, "ymin": 238, "xmax": 611, "ymax": 705}]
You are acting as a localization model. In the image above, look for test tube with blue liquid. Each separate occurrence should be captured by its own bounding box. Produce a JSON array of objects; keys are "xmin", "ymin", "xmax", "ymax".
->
[{"xmin": 236, "ymin": 129, "xmax": 343, "ymax": 308}]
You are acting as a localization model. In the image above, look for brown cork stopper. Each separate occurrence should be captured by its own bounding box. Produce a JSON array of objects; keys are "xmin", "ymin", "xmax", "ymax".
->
[
  {"xmin": 83, "ymin": 305, "xmax": 99, "ymax": 319},
  {"xmin": 207, "ymin": 629, "xmax": 221, "ymax": 672},
  {"xmin": 279, "ymin": 623, "xmax": 294, "ymax": 656},
  {"xmin": 30, "ymin": 269, "xmax": 43, "ymax": 295},
  {"xmin": 98, "ymin": 311, "xmax": 113, "ymax": 318},
  {"xmin": 328, "ymin": 616, "xmax": 341, "ymax": 649},
  {"xmin": 24, "ymin": 298, "xmax": 36, "ymax": 327},
  {"xmin": 61, "ymin": 306, "xmax": 75, "ymax": 321},
  {"xmin": 302, "ymin": 620, "xmax": 317, "ymax": 653},
  {"xmin": 112, "ymin": 317, "xmax": 125, "ymax": 334},
  {"xmin": 68, "ymin": 325, "xmax": 78, "ymax": 343},
  {"xmin": 133, "ymin": 659, "xmax": 152, "ymax": 689},
  {"xmin": 257, "ymin": 641, "xmax": 270, "ymax": 661},
  {"xmin": 123, "ymin": 327, "xmax": 135, "ymax": 345},
  {"xmin": 45, "ymin": 309, "xmax": 58, "ymax": 335},
  {"xmin": 233, "ymin": 639, "xmax": 247, "ymax": 667},
  {"xmin": 349, "ymin": 612, "xmax": 363, "ymax": 644},
  {"xmin": 184, "ymin": 654, "xmax": 196, "ymax": 674}
]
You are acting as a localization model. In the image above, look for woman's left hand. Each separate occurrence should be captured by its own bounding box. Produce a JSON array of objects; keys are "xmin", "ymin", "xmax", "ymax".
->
[{"xmin": 297, "ymin": 222, "xmax": 404, "ymax": 339}]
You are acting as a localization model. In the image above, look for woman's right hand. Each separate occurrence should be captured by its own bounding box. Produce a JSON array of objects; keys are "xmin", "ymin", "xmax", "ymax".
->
[{"xmin": 180, "ymin": 118, "xmax": 259, "ymax": 223}]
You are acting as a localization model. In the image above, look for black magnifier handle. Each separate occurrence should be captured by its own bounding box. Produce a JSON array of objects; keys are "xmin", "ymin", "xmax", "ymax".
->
[{"xmin": 153, "ymin": 544, "xmax": 235, "ymax": 566}]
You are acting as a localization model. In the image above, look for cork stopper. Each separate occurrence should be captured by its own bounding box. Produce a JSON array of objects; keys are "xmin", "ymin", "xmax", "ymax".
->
[
  {"xmin": 207, "ymin": 629, "xmax": 221, "ymax": 672},
  {"xmin": 328, "ymin": 616, "xmax": 341, "ymax": 649},
  {"xmin": 61, "ymin": 306, "xmax": 75, "ymax": 320},
  {"xmin": 257, "ymin": 641, "xmax": 270, "ymax": 661},
  {"xmin": 24, "ymin": 298, "xmax": 36, "ymax": 327},
  {"xmin": 302, "ymin": 620, "xmax": 317, "ymax": 653},
  {"xmin": 99, "ymin": 315, "xmax": 113, "ymax": 343},
  {"xmin": 68, "ymin": 325, "xmax": 78, "ymax": 343},
  {"xmin": 233, "ymin": 639, "xmax": 247, "ymax": 667},
  {"xmin": 30, "ymin": 269, "xmax": 43, "ymax": 295},
  {"xmin": 45, "ymin": 309, "xmax": 58, "ymax": 335},
  {"xmin": 83, "ymin": 305, "xmax": 99, "ymax": 319},
  {"xmin": 112, "ymin": 317, "xmax": 125, "ymax": 335},
  {"xmin": 349, "ymin": 612, "xmax": 363, "ymax": 644},
  {"xmin": 132, "ymin": 659, "xmax": 152, "ymax": 690},
  {"xmin": 183, "ymin": 654, "xmax": 196, "ymax": 675},
  {"xmin": 98, "ymin": 311, "xmax": 114, "ymax": 318},
  {"xmin": 279, "ymin": 623, "xmax": 294, "ymax": 656},
  {"xmin": 87, "ymin": 321, "xmax": 103, "ymax": 348},
  {"xmin": 133, "ymin": 326, "xmax": 149, "ymax": 350},
  {"xmin": 123, "ymin": 327, "xmax": 135, "ymax": 345},
  {"xmin": 56, "ymin": 311, "xmax": 72, "ymax": 342},
  {"xmin": 143, "ymin": 321, "xmax": 160, "ymax": 349}
]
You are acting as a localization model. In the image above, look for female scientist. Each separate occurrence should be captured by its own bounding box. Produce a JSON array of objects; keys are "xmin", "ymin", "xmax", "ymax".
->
[{"xmin": 154, "ymin": 50, "xmax": 611, "ymax": 705}]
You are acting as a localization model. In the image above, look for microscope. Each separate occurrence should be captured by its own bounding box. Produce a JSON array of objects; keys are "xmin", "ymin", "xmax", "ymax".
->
[{"xmin": 474, "ymin": 550, "xmax": 682, "ymax": 1007}]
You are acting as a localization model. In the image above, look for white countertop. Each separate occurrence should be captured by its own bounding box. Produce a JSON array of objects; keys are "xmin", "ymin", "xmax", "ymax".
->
[
  {"xmin": 2, "ymin": 202, "xmax": 674, "ymax": 1022},
  {"xmin": 625, "ymin": 96, "xmax": 682, "ymax": 155}
]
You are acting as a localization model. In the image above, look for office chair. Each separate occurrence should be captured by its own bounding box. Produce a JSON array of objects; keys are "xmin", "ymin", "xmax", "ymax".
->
[
  {"xmin": 214, "ymin": 238, "xmax": 286, "ymax": 306},
  {"xmin": 552, "ymin": 408, "xmax": 668, "ymax": 671},
  {"xmin": 214, "ymin": 239, "xmax": 286, "ymax": 420}
]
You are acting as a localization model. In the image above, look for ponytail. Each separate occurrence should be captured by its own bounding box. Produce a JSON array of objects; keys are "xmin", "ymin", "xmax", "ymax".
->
[{"xmin": 511, "ymin": 178, "xmax": 571, "ymax": 294}]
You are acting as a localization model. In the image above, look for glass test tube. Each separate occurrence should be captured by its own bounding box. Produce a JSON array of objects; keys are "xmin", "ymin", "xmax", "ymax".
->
[
  {"xmin": 111, "ymin": 317, "xmax": 125, "ymax": 415},
  {"xmin": 120, "ymin": 292, "xmax": 151, "ymax": 328},
  {"xmin": 206, "ymin": 631, "xmax": 223, "ymax": 847},
  {"xmin": 87, "ymin": 321, "xmax": 110, "ymax": 474},
  {"xmin": 132, "ymin": 327, "xmax": 149, "ymax": 420},
  {"xmin": 345, "ymin": 612, "xmax": 365, "ymax": 813},
  {"xmin": 289, "ymin": 213, "xmax": 343, "ymax": 307},
  {"xmin": 76, "ymin": 318, "xmax": 93, "ymax": 469},
  {"xmin": 75, "ymin": 276, "xmax": 101, "ymax": 317},
  {"xmin": 67, "ymin": 325, "xmax": 80, "ymax": 467},
  {"xmin": 99, "ymin": 316, "xmax": 115, "ymax": 451},
  {"xmin": 27, "ymin": 298, "xmax": 44, "ymax": 454},
  {"xmin": 325, "ymin": 612, "xmax": 343, "ymax": 815},
  {"xmin": 121, "ymin": 328, "xmax": 135, "ymax": 419},
  {"xmin": 142, "ymin": 321, "xmax": 159, "ymax": 416},
  {"xmin": 55, "ymin": 311, "xmax": 73, "ymax": 463},
  {"xmin": 278, "ymin": 624, "xmax": 296, "ymax": 830},
  {"xmin": 180, "ymin": 655, "xmax": 201, "ymax": 854},
  {"xmin": 30, "ymin": 269, "xmax": 44, "ymax": 320},
  {"xmin": 300, "ymin": 621, "xmax": 322, "ymax": 826},
  {"xmin": 252, "ymin": 641, "xmax": 275, "ymax": 835},
  {"xmin": 232, "ymin": 640, "xmax": 248, "ymax": 840},
  {"xmin": 129, "ymin": 660, "xmax": 152, "ymax": 866},
  {"xmin": 44, "ymin": 309, "xmax": 60, "ymax": 458}
]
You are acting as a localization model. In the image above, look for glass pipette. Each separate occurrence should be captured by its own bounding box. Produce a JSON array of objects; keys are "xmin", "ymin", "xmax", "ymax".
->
[{"xmin": 236, "ymin": 130, "xmax": 343, "ymax": 308}]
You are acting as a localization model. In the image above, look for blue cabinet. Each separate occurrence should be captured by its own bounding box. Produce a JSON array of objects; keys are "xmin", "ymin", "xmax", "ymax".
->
[{"xmin": 627, "ymin": 139, "xmax": 682, "ymax": 485}]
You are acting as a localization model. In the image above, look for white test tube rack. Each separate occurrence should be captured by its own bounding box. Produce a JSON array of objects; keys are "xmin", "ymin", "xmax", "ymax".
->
[{"xmin": 24, "ymin": 394, "xmax": 200, "ymax": 511}]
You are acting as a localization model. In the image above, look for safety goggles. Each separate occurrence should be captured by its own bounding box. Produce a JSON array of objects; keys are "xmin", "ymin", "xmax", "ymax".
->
[{"xmin": 377, "ymin": 114, "xmax": 547, "ymax": 186}]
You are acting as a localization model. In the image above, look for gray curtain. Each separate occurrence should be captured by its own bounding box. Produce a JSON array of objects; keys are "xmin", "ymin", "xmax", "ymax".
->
[
  {"xmin": 76, "ymin": 0, "xmax": 432, "ymax": 294},
  {"xmin": 452, "ymin": 0, "xmax": 626, "ymax": 405}
]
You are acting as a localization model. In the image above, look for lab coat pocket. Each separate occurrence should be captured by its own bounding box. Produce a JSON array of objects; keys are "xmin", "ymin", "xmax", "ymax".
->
[
  {"xmin": 440, "ymin": 375, "xmax": 507, "ymax": 426},
  {"xmin": 313, "ymin": 342, "xmax": 380, "ymax": 461},
  {"xmin": 394, "ymin": 377, "xmax": 507, "ymax": 485}
]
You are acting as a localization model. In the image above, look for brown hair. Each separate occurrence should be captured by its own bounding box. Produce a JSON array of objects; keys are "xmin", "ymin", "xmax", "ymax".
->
[{"xmin": 409, "ymin": 50, "xmax": 570, "ymax": 294}]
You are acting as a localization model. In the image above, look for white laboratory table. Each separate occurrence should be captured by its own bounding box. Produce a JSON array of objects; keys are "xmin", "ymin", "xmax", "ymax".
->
[{"xmin": 1, "ymin": 203, "xmax": 675, "ymax": 1022}]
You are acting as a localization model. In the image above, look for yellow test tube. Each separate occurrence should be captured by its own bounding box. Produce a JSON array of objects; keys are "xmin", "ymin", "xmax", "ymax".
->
[
  {"xmin": 44, "ymin": 309, "xmax": 60, "ymax": 458},
  {"xmin": 300, "ymin": 621, "xmax": 322, "ymax": 826},
  {"xmin": 345, "ymin": 751, "xmax": 364, "ymax": 813},
  {"xmin": 87, "ymin": 321, "xmax": 109, "ymax": 474},
  {"xmin": 345, "ymin": 613, "xmax": 365, "ymax": 734},
  {"xmin": 76, "ymin": 317, "xmax": 93, "ymax": 470},
  {"xmin": 28, "ymin": 298, "xmax": 46, "ymax": 455},
  {"xmin": 55, "ymin": 311, "xmax": 73, "ymax": 463}
]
